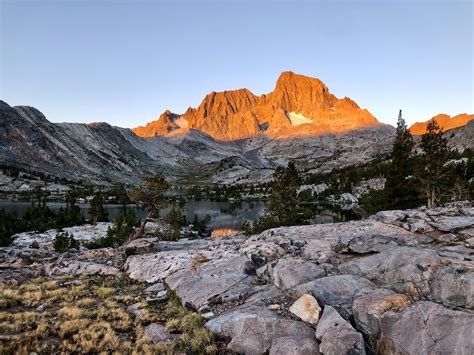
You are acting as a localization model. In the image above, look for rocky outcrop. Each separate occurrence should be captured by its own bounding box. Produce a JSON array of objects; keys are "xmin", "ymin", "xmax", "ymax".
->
[
  {"xmin": 12, "ymin": 223, "xmax": 112, "ymax": 250},
  {"xmin": 410, "ymin": 113, "xmax": 474, "ymax": 135},
  {"xmin": 133, "ymin": 71, "xmax": 381, "ymax": 141},
  {"xmin": 316, "ymin": 305, "xmax": 366, "ymax": 355},
  {"xmin": 2, "ymin": 204, "xmax": 473, "ymax": 354},
  {"xmin": 377, "ymin": 301, "xmax": 474, "ymax": 354},
  {"xmin": 132, "ymin": 110, "xmax": 181, "ymax": 137}
]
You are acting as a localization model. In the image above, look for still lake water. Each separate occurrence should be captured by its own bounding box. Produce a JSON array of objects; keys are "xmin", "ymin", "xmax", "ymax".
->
[
  {"xmin": 0, "ymin": 200, "xmax": 356, "ymax": 231},
  {"xmin": 0, "ymin": 200, "xmax": 266, "ymax": 230}
]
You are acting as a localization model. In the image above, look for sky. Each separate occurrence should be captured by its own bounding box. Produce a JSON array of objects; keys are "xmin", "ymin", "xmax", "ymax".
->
[{"xmin": 1, "ymin": 0, "xmax": 472, "ymax": 128}]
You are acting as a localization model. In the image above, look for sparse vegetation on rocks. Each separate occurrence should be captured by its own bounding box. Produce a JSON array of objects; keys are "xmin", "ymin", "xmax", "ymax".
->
[{"xmin": 0, "ymin": 275, "xmax": 218, "ymax": 354}]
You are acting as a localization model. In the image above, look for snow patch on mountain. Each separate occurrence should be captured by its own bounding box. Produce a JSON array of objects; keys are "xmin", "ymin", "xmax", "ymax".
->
[{"xmin": 287, "ymin": 112, "xmax": 313, "ymax": 126}]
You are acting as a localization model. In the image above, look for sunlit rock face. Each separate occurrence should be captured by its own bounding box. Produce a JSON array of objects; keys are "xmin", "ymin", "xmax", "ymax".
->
[
  {"xmin": 409, "ymin": 113, "xmax": 474, "ymax": 135},
  {"xmin": 132, "ymin": 110, "xmax": 182, "ymax": 137},
  {"xmin": 132, "ymin": 71, "xmax": 380, "ymax": 140}
]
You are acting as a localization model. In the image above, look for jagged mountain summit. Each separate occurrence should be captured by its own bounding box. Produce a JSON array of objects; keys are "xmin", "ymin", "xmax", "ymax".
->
[
  {"xmin": 409, "ymin": 113, "xmax": 474, "ymax": 135},
  {"xmin": 133, "ymin": 71, "xmax": 380, "ymax": 140},
  {"xmin": 132, "ymin": 110, "xmax": 185, "ymax": 137}
]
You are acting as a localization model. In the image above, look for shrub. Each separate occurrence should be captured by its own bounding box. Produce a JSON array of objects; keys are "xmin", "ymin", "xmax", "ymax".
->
[
  {"xmin": 359, "ymin": 188, "xmax": 389, "ymax": 215},
  {"xmin": 53, "ymin": 232, "xmax": 79, "ymax": 253},
  {"xmin": 84, "ymin": 208, "xmax": 135, "ymax": 249},
  {"xmin": 158, "ymin": 229, "xmax": 181, "ymax": 242}
]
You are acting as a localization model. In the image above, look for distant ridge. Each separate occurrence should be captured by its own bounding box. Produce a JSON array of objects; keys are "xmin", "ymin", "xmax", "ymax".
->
[
  {"xmin": 133, "ymin": 71, "xmax": 380, "ymax": 140},
  {"xmin": 409, "ymin": 113, "xmax": 474, "ymax": 135}
]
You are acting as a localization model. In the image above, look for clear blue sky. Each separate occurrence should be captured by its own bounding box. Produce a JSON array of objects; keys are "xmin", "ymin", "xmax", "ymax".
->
[{"xmin": 1, "ymin": 0, "xmax": 472, "ymax": 127}]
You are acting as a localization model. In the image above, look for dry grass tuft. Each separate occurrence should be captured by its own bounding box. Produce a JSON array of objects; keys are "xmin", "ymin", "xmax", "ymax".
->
[
  {"xmin": 59, "ymin": 319, "xmax": 90, "ymax": 337},
  {"xmin": 191, "ymin": 254, "xmax": 210, "ymax": 269},
  {"xmin": 95, "ymin": 286, "xmax": 115, "ymax": 298},
  {"xmin": 76, "ymin": 297, "xmax": 95, "ymax": 308},
  {"xmin": 58, "ymin": 306, "xmax": 83, "ymax": 319}
]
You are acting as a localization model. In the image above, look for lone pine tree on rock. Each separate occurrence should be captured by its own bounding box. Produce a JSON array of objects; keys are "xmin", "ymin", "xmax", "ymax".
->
[{"xmin": 128, "ymin": 174, "xmax": 169, "ymax": 241}]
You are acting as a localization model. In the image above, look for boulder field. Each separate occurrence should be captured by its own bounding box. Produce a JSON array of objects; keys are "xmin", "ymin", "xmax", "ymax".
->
[{"xmin": 2, "ymin": 203, "xmax": 473, "ymax": 354}]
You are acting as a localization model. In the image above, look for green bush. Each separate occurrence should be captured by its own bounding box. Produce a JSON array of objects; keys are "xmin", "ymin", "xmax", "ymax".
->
[
  {"xmin": 158, "ymin": 228, "xmax": 181, "ymax": 242},
  {"xmin": 53, "ymin": 232, "xmax": 79, "ymax": 253},
  {"xmin": 84, "ymin": 208, "xmax": 136, "ymax": 249},
  {"xmin": 0, "ymin": 210, "xmax": 26, "ymax": 246},
  {"xmin": 359, "ymin": 188, "xmax": 389, "ymax": 215},
  {"xmin": 83, "ymin": 233, "xmax": 117, "ymax": 249}
]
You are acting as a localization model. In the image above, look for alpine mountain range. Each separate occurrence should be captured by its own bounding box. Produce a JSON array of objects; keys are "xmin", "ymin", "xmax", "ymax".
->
[{"xmin": 1, "ymin": 71, "xmax": 473, "ymax": 185}]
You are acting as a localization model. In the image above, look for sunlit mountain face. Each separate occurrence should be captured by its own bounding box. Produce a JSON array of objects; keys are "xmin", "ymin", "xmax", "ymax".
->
[
  {"xmin": 132, "ymin": 71, "xmax": 380, "ymax": 141},
  {"xmin": 409, "ymin": 113, "xmax": 474, "ymax": 135}
]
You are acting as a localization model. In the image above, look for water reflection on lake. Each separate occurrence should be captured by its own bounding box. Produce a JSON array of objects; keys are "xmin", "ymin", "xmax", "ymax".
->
[
  {"xmin": 0, "ymin": 200, "xmax": 358, "ymax": 231},
  {"xmin": 0, "ymin": 200, "xmax": 267, "ymax": 231}
]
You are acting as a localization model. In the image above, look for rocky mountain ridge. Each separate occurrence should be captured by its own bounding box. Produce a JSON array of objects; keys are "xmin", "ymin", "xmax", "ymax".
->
[
  {"xmin": 133, "ymin": 71, "xmax": 380, "ymax": 140},
  {"xmin": 409, "ymin": 113, "xmax": 474, "ymax": 135},
  {"xmin": 0, "ymin": 99, "xmax": 395, "ymax": 185},
  {"xmin": 0, "ymin": 101, "xmax": 158, "ymax": 184}
]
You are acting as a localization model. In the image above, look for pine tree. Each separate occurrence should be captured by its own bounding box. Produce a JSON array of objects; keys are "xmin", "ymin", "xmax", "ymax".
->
[
  {"xmin": 128, "ymin": 174, "xmax": 169, "ymax": 241},
  {"xmin": 268, "ymin": 161, "xmax": 301, "ymax": 226},
  {"xmin": 89, "ymin": 192, "xmax": 108, "ymax": 224},
  {"xmin": 419, "ymin": 119, "xmax": 449, "ymax": 208},
  {"xmin": 165, "ymin": 203, "xmax": 186, "ymax": 230},
  {"xmin": 384, "ymin": 110, "xmax": 420, "ymax": 209},
  {"xmin": 56, "ymin": 192, "xmax": 85, "ymax": 228}
]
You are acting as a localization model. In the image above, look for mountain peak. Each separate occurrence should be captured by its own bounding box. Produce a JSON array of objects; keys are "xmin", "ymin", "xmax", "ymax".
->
[{"xmin": 133, "ymin": 71, "xmax": 379, "ymax": 140}]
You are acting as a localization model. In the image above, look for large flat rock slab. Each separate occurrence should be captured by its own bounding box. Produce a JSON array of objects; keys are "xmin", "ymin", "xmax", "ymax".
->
[
  {"xmin": 125, "ymin": 250, "xmax": 200, "ymax": 283},
  {"xmin": 378, "ymin": 301, "xmax": 474, "ymax": 354},
  {"xmin": 165, "ymin": 255, "xmax": 254, "ymax": 311},
  {"xmin": 269, "ymin": 256, "xmax": 326, "ymax": 291},
  {"xmin": 206, "ymin": 304, "xmax": 315, "ymax": 354}
]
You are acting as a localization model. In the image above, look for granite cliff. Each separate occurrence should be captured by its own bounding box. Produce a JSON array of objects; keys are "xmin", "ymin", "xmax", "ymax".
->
[{"xmin": 133, "ymin": 71, "xmax": 380, "ymax": 140}]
